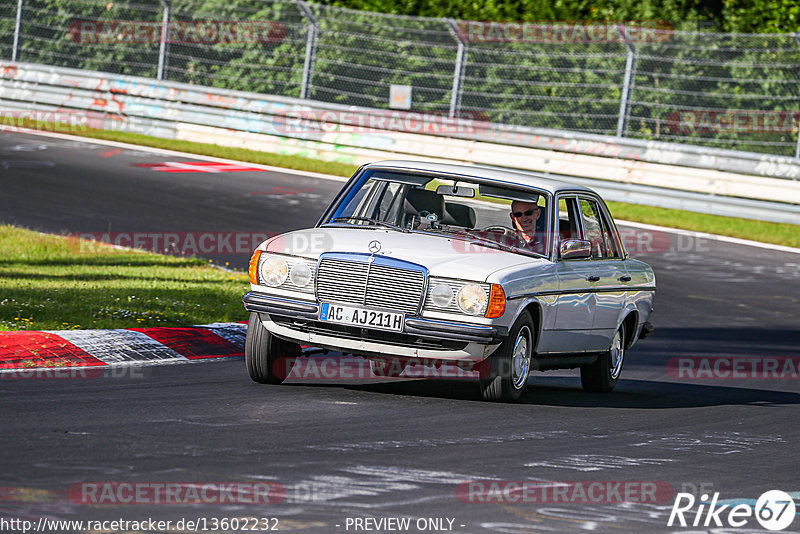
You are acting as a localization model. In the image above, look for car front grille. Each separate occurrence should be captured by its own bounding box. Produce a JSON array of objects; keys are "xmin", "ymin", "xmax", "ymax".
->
[{"xmin": 316, "ymin": 256, "xmax": 425, "ymax": 315}]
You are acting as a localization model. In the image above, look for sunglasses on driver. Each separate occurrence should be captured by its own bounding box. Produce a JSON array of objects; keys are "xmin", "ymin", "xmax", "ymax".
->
[{"xmin": 512, "ymin": 209, "xmax": 538, "ymax": 218}]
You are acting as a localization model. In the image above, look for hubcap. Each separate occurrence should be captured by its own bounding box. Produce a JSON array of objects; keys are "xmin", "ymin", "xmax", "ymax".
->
[
  {"xmin": 609, "ymin": 329, "xmax": 624, "ymax": 379},
  {"xmin": 511, "ymin": 326, "xmax": 531, "ymax": 389}
]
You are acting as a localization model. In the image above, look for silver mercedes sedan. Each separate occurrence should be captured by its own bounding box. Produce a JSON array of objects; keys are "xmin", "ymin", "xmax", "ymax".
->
[{"xmin": 243, "ymin": 161, "xmax": 655, "ymax": 402}]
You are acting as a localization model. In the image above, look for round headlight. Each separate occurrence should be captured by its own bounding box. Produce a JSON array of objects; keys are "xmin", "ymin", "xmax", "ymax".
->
[
  {"xmin": 430, "ymin": 284, "xmax": 453, "ymax": 308},
  {"xmin": 456, "ymin": 284, "xmax": 487, "ymax": 315},
  {"xmin": 259, "ymin": 255, "xmax": 288, "ymax": 287},
  {"xmin": 290, "ymin": 262, "xmax": 312, "ymax": 288}
]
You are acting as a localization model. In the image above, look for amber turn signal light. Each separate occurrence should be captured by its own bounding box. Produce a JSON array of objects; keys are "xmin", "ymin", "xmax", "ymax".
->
[
  {"xmin": 485, "ymin": 284, "xmax": 506, "ymax": 318},
  {"xmin": 248, "ymin": 250, "xmax": 262, "ymax": 285}
]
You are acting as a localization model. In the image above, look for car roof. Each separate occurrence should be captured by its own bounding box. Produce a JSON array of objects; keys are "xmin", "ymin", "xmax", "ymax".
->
[{"xmin": 364, "ymin": 160, "xmax": 597, "ymax": 196}]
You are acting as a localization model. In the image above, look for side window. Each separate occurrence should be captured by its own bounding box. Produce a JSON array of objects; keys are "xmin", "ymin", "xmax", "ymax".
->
[
  {"xmin": 579, "ymin": 198, "xmax": 619, "ymax": 259},
  {"xmin": 597, "ymin": 208, "xmax": 621, "ymax": 258},
  {"xmin": 557, "ymin": 197, "xmax": 581, "ymax": 241}
]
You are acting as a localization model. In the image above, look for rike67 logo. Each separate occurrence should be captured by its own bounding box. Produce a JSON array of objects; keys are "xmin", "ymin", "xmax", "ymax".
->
[{"xmin": 668, "ymin": 490, "xmax": 796, "ymax": 531}]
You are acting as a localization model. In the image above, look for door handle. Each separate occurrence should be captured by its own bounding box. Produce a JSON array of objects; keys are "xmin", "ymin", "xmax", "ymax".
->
[
  {"xmin": 587, "ymin": 275, "xmax": 600, "ymax": 282},
  {"xmin": 618, "ymin": 275, "xmax": 632, "ymax": 282}
]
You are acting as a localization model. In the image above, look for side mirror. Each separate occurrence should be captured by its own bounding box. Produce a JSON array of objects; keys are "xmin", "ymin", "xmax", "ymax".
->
[{"xmin": 560, "ymin": 239, "xmax": 592, "ymax": 260}]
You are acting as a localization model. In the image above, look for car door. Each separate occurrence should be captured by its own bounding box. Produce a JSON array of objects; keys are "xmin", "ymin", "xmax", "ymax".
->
[
  {"xmin": 577, "ymin": 196, "xmax": 629, "ymax": 346},
  {"xmin": 545, "ymin": 195, "xmax": 598, "ymax": 353}
]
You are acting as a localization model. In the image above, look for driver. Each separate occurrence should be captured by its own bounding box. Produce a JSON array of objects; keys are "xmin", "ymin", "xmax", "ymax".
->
[{"xmin": 509, "ymin": 200, "xmax": 543, "ymax": 252}]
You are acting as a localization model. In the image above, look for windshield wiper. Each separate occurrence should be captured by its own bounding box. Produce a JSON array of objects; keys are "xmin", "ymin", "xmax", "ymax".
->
[
  {"xmin": 329, "ymin": 216, "xmax": 407, "ymax": 232},
  {"xmin": 406, "ymin": 227, "xmax": 514, "ymax": 252},
  {"xmin": 461, "ymin": 233, "xmax": 517, "ymax": 253},
  {"xmin": 456, "ymin": 231, "xmax": 544, "ymax": 257}
]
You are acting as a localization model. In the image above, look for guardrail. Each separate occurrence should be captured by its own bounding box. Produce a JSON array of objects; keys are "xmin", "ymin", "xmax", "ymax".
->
[
  {"xmin": 4, "ymin": 0, "xmax": 800, "ymax": 158},
  {"xmin": 1, "ymin": 61, "xmax": 799, "ymax": 225}
]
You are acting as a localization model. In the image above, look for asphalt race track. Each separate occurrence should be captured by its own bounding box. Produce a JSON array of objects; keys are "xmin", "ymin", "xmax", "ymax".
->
[{"xmin": 2, "ymin": 131, "xmax": 800, "ymax": 533}]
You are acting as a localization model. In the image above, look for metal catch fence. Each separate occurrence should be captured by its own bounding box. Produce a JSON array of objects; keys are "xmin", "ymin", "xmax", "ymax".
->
[{"xmin": 2, "ymin": 0, "xmax": 799, "ymax": 158}]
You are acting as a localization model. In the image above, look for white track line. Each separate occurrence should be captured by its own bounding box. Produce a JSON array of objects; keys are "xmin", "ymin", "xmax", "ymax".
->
[
  {"xmin": 616, "ymin": 219, "xmax": 800, "ymax": 255},
  {"xmin": 10, "ymin": 127, "xmax": 349, "ymax": 182},
  {"xmin": 12, "ymin": 129, "xmax": 800, "ymax": 255}
]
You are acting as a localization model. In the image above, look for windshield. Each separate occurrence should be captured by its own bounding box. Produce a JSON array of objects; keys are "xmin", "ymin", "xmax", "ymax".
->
[{"xmin": 323, "ymin": 169, "xmax": 551, "ymax": 257}]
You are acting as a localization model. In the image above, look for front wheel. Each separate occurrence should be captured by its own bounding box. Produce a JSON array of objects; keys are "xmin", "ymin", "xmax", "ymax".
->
[
  {"xmin": 245, "ymin": 312, "xmax": 301, "ymax": 384},
  {"xmin": 479, "ymin": 311, "xmax": 534, "ymax": 402},
  {"xmin": 581, "ymin": 323, "xmax": 625, "ymax": 393}
]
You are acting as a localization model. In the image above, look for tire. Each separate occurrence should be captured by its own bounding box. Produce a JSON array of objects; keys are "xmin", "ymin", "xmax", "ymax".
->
[
  {"xmin": 369, "ymin": 358, "xmax": 405, "ymax": 378},
  {"xmin": 581, "ymin": 323, "xmax": 626, "ymax": 393},
  {"xmin": 245, "ymin": 312, "xmax": 301, "ymax": 384},
  {"xmin": 479, "ymin": 311, "xmax": 534, "ymax": 402}
]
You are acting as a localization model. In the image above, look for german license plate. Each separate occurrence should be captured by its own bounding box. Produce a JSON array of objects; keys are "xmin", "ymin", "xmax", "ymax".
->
[{"xmin": 319, "ymin": 303, "xmax": 404, "ymax": 332}]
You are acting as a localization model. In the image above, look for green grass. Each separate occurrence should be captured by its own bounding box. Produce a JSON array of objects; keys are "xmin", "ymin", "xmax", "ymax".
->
[
  {"xmin": 36, "ymin": 126, "xmax": 800, "ymax": 248},
  {"xmin": 607, "ymin": 201, "xmax": 800, "ymax": 248},
  {"xmin": 0, "ymin": 225, "xmax": 249, "ymax": 331},
  {"xmin": 80, "ymin": 129, "xmax": 359, "ymax": 177}
]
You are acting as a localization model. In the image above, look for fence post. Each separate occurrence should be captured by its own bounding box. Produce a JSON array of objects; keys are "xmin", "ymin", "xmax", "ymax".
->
[
  {"xmin": 157, "ymin": 0, "xmax": 172, "ymax": 80},
  {"xmin": 296, "ymin": 0, "xmax": 318, "ymax": 100},
  {"xmin": 445, "ymin": 19, "xmax": 467, "ymax": 119},
  {"xmin": 11, "ymin": 0, "xmax": 23, "ymax": 62},
  {"xmin": 794, "ymin": 33, "xmax": 800, "ymax": 159},
  {"xmin": 616, "ymin": 26, "xmax": 637, "ymax": 138}
]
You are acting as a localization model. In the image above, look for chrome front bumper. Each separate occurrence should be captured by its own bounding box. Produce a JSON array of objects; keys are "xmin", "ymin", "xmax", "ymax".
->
[{"xmin": 242, "ymin": 291, "xmax": 506, "ymax": 344}]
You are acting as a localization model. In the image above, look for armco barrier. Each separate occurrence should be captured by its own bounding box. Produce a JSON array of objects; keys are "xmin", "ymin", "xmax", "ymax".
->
[{"xmin": 1, "ymin": 61, "xmax": 798, "ymax": 224}]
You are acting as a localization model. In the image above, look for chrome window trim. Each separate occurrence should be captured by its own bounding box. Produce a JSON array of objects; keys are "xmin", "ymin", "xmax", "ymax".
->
[
  {"xmin": 554, "ymin": 191, "xmax": 629, "ymax": 262},
  {"xmin": 552, "ymin": 193, "xmax": 584, "ymax": 261},
  {"xmin": 575, "ymin": 194, "xmax": 624, "ymax": 260},
  {"xmin": 315, "ymin": 164, "xmax": 368, "ymax": 225},
  {"xmin": 507, "ymin": 286, "xmax": 657, "ymax": 300}
]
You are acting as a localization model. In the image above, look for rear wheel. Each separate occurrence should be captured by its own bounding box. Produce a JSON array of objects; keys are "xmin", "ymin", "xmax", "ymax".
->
[
  {"xmin": 245, "ymin": 312, "xmax": 300, "ymax": 384},
  {"xmin": 581, "ymin": 323, "xmax": 625, "ymax": 393},
  {"xmin": 479, "ymin": 312, "xmax": 534, "ymax": 402}
]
